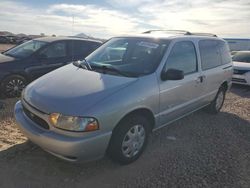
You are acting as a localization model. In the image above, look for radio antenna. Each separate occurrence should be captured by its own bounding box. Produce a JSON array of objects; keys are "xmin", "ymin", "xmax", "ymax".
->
[
  {"xmin": 71, "ymin": 15, "xmax": 75, "ymax": 62},
  {"xmin": 72, "ymin": 15, "xmax": 75, "ymax": 36}
]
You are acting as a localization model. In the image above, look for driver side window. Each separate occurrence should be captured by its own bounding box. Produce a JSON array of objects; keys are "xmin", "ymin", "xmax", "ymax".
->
[
  {"xmin": 164, "ymin": 41, "xmax": 197, "ymax": 75},
  {"xmin": 39, "ymin": 41, "xmax": 66, "ymax": 58}
]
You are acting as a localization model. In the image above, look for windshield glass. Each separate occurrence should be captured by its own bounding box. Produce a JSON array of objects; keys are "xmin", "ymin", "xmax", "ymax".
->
[
  {"xmin": 85, "ymin": 37, "xmax": 170, "ymax": 77},
  {"xmin": 232, "ymin": 52, "xmax": 250, "ymax": 63},
  {"xmin": 4, "ymin": 40, "xmax": 48, "ymax": 58}
]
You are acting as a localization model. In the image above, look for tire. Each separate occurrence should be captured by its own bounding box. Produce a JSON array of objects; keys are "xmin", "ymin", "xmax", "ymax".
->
[
  {"xmin": 207, "ymin": 86, "xmax": 226, "ymax": 114},
  {"xmin": 1, "ymin": 75, "xmax": 27, "ymax": 98},
  {"xmin": 107, "ymin": 115, "xmax": 151, "ymax": 165}
]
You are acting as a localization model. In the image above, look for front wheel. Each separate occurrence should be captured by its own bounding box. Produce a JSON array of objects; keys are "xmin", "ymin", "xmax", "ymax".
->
[
  {"xmin": 107, "ymin": 115, "xmax": 150, "ymax": 165},
  {"xmin": 207, "ymin": 87, "xmax": 226, "ymax": 114}
]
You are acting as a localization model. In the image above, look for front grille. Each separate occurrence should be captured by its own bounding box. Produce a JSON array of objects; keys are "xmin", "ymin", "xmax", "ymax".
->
[
  {"xmin": 232, "ymin": 78, "xmax": 247, "ymax": 83},
  {"xmin": 23, "ymin": 105, "xmax": 50, "ymax": 130},
  {"xmin": 233, "ymin": 69, "xmax": 249, "ymax": 75}
]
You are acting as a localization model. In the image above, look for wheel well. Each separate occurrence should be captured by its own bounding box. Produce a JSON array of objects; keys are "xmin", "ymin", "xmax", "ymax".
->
[
  {"xmin": 106, "ymin": 108, "xmax": 156, "ymax": 154},
  {"xmin": 2, "ymin": 73, "xmax": 29, "ymax": 83},
  {"xmin": 117, "ymin": 108, "xmax": 155, "ymax": 132},
  {"xmin": 221, "ymin": 81, "xmax": 228, "ymax": 91}
]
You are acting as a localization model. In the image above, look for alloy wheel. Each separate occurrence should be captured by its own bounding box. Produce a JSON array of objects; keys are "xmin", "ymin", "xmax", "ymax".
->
[{"xmin": 5, "ymin": 78, "xmax": 26, "ymax": 97}]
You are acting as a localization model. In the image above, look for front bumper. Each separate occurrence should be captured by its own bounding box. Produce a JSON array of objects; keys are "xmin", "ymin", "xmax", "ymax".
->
[
  {"xmin": 14, "ymin": 101, "xmax": 112, "ymax": 162},
  {"xmin": 232, "ymin": 73, "xmax": 250, "ymax": 85}
]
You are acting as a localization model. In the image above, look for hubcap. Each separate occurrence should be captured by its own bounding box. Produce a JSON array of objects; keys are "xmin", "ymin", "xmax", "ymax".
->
[
  {"xmin": 215, "ymin": 91, "xmax": 224, "ymax": 110},
  {"xmin": 5, "ymin": 79, "xmax": 26, "ymax": 97},
  {"xmin": 122, "ymin": 125, "xmax": 145, "ymax": 158}
]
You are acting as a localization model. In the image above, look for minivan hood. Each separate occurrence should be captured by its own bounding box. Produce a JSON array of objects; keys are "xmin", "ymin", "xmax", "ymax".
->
[
  {"xmin": 233, "ymin": 61, "xmax": 250, "ymax": 70},
  {"xmin": 0, "ymin": 53, "xmax": 16, "ymax": 63},
  {"xmin": 24, "ymin": 64, "xmax": 138, "ymax": 115}
]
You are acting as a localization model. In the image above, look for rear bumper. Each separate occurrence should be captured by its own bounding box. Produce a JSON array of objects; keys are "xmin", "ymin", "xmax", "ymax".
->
[{"xmin": 14, "ymin": 101, "xmax": 112, "ymax": 162}]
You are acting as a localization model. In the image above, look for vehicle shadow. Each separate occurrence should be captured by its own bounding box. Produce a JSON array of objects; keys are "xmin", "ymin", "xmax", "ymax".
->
[
  {"xmin": 230, "ymin": 84, "xmax": 250, "ymax": 98},
  {"xmin": 0, "ymin": 111, "xmax": 250, "ymax": 188}
]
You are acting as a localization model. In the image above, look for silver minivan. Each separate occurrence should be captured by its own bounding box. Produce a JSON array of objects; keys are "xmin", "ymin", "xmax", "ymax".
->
[{"xmin": 15, "ymin": 30, "xmax": 233, "ymax": 164}]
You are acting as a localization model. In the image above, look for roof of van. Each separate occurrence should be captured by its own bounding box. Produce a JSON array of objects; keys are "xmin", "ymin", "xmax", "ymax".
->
[
  {"xmin": 119, "ymin": 33, "xmax": 224, "ymax": 41},
  {"xmin": 118, "ymin": 30, "xmax": 224, "ymax": 40},
  {"xmin": 33, "ymin": 36, "xmax": 102, "ymax": 43}
]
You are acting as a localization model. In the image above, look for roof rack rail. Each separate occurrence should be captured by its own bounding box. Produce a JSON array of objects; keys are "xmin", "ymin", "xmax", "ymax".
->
[
  {"xmin": 142, "ymin": 30, "xmax": 191, "ymax": 35},
  {"xmin": 142, "ymin": 30, "xmax": 217, "ymax": 37},
  {"xmin": 187, "ymin": 32, "xmax": 217, "ymax": 37}
]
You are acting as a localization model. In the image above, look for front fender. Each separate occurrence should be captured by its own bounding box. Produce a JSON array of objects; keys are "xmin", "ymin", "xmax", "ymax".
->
[{"xmin": 85, "ymin": 74, "xmax": 160, "ymax": 133}]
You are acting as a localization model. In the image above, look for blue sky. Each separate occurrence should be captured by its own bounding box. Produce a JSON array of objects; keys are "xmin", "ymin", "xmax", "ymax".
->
[{"xmin": 0, "ymin": 0, "xmax": 249, "ymax": 38}]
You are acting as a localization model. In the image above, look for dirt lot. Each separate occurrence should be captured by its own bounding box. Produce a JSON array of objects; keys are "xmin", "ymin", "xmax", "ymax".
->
[
  {"xmin": 0, "ymin": 44, "xmax": 15, "ymax": 52},
  {"xmin": 0, "ymin": 85, "xmax": 249, "ymax": 188}
]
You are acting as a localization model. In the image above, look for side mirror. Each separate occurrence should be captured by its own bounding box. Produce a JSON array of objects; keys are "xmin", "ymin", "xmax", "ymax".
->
[{"xmin": 161, "ymin": 68, "xmax": 184, "ymax": 81}]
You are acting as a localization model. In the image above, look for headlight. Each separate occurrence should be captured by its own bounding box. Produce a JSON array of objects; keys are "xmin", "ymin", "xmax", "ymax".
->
[{"xmin": 49, "ymin": 113, "xmax": 99, "ymax": 132}]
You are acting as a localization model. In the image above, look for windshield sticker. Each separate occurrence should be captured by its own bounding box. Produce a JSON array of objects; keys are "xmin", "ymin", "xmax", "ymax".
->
[{"xmin": 137, "ymin": 42, "xmax": 159, "ymax": 49}]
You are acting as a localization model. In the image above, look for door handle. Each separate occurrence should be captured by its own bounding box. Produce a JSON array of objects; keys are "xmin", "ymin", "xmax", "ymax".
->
[{"xmin": 196, "ymin": 75, "xmax": 206, "ymax": 83}]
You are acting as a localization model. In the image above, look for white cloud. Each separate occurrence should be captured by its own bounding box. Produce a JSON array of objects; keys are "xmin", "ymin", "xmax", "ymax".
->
[
  {"xmin": 0, "ymin": 1, "xmax": 143, "ymax": 38},
  {"xmin": 107, "ymin": 0, "xmax": 153, "ymax": 7},
  {"xmin": 137, "ymin": 0, "xmax": 250, "ymax": 37},
  {"xmin": 0, "ymin": 0, "xmax": 249, "ymax": 38},
  {"xmin": 47, "ymin": 4, "xmax": 142, "ymax": 36}
]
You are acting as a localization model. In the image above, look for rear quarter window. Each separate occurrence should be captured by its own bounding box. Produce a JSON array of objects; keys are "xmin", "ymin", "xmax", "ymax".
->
[
  {"xmin": 218, "ymin": 41, "xmax": 231, "ymax": 64},
  {"xmin": 199, "ymin": 40, "xmax": 221, "ymax": 70}
]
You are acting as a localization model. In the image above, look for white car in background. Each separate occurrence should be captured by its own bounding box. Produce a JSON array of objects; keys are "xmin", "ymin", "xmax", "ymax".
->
[{"xmin": 232, "ymin": 51, "xmax": 250, "ymax": 85}]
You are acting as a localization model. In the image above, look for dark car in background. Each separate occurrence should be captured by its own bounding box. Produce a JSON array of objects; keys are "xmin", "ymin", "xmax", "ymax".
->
[
  {"xmin": 15, "ymin": 36, "xmax": 33, "ymax": 45},
  {"xmin": 0, "ymin": 36, "xmax": 10, "ymax": 44},
  {"xmin": 0, "ymin": 37, "xmax": 102, "ymax": 97},
  {"xmin": 0, "ymin": 35, "xmax": 32, "ymax": 45},
  {"xmin": 0, "ymin": 35, "xmax": 18, "ymax": 44}
]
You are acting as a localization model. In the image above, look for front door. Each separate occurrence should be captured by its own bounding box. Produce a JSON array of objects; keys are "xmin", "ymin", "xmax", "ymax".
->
[
  {"xmin": 158, "ymin": 41, "xmax": 204, "ymax": 127},
  {"xmin": 28, "ymin": 41, "xmax": 70, "ymax": 80}
]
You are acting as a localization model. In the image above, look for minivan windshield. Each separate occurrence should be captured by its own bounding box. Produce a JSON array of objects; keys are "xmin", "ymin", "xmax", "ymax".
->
[
  {"xmin": 232, "ymin": 51, "xmax": 250, "ymax": 63},
  {"xmin": 85, "ymin": 37, "xmax": 170, "ymax": 77},
  {"xmin": 4, "ymin": 40, "xmax": 48, "ymax": 58}
]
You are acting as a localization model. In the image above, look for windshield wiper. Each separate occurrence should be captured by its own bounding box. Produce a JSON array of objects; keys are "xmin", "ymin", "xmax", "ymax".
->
[
  {"xmin": 73, "ymin": 59, "xmax": 92, "ymax": 70},
  {"xmin": 74, "ymin": 61, "xmax": 133, "ymax": 77},
  {"xmin": 82, "ymin": 59, "xmax": 92, "ymax": 70},
  {"xmin": 92, "ymin": 65, "xmax": 131, "ymax": 77}
]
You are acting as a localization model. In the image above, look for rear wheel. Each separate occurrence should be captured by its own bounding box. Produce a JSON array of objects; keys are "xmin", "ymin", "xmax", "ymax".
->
[
  {"xmin": 107, "ymin": 115, "xmax": 150, "ymax": 165},
  {"xmin": 1, "ymin": 75, "xmax": 27, "ymax": 98},
  {"xmin": 207, "ymin": 87, "xmax": 226, "ymax": 114}
]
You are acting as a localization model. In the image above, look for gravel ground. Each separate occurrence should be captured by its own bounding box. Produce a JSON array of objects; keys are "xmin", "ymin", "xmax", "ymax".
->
[{"xmin": 0, "ymin": 85, "xmax": 249, "ymax": 188}]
